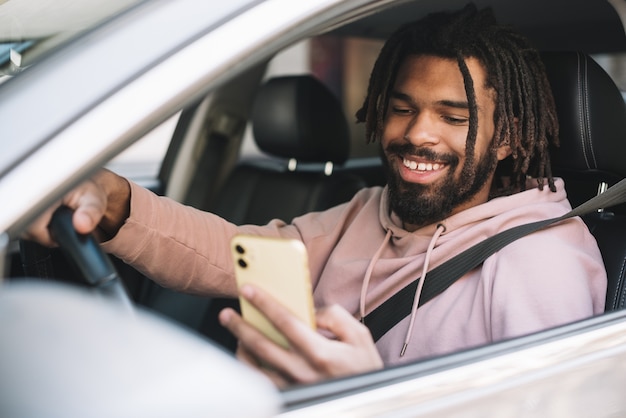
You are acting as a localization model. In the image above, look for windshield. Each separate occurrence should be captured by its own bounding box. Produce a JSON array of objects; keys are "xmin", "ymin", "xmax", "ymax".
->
[{"xmin": 0, "ymin": 0, "xmax": 144, "ymax": 76}]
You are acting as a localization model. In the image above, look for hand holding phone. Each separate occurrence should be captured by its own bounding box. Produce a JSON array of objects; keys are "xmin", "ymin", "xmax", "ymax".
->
[{"xmin": 230, "ymin": 235, "xmax": 316, "ymax": 348}]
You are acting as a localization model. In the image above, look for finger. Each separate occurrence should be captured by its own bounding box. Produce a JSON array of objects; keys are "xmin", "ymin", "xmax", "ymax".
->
[
  {"xmin": 219, "ymin": 307, "xmax": 319, "ymax": 384},
  {"xmin": 237, "ymin": 286, "xmax": 339, "ymax": 382},
  {"xmin": 64, "ymin": 180, "xmax": 107, "ymax": 235},
  {"xmin": 21, "ymin": 207, "xmax": 58, "ymax": 247},
  {"xmin": 21, "ymin": 171, "xmax": 110, "ymax": 246},
  {"xmin": 315, "ymin": 304, "xmax": 375, "ymax": 345},
  {"xmin": 219, "ymin": 307, "xmax": 289, "ymax": 367},
  {"xmin": 239, "ymin": 284, "xmax": 322, "ymax": 351},
  {"xmin": 236, "ymin": 344, "xmax": 261, "ymax": 368},
  {"xmin": 284, "ymin": 304, "xmax": 380, "ymax": 376}
]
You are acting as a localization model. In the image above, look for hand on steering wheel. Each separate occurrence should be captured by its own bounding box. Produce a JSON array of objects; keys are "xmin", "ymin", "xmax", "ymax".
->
[{"xmin": 46, "ymin": 205, "xmax": 133, "ymax": 312}]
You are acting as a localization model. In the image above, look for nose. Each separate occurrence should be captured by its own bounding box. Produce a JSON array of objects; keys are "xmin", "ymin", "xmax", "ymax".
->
[{"xmin": 404, "ymin": 112, "xmax": 440, "ymax": 146}]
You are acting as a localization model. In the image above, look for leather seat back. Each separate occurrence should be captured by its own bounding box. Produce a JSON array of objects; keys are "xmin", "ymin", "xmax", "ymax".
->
[
  {"xmin": 212, "ymin": 75, "xmax": 365, "ymax": 225},
  {"xmin": 542, "ymin": 51, "xmax": 626, "ymax": 311}
]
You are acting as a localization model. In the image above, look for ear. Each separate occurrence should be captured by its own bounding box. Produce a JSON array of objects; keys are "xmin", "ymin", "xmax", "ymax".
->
[
  {"xmin": 496, "ymin": 143, "xmax": 512, "ymax": 161},
  {"xmin": 496, "ymin": 117, "xmax": 518, "ymax": 161}
]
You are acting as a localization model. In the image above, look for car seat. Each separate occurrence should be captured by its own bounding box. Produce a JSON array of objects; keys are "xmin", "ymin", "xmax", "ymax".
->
[
  {"xmin": 210, "ymin": 75, "xmax": 366, "ymax": 223},
  {"xmin": 541, "ymin": 51, "xmax": 626, "ymax": 311},
  {"xmin": 140, "ymin": 75, "xmax": 367, "ymax": 349}
]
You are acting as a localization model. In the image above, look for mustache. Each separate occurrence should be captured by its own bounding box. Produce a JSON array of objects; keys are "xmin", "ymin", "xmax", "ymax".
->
[{"xmin": 384, "ymin": 142, "xmax": 459, "ymax": 165}]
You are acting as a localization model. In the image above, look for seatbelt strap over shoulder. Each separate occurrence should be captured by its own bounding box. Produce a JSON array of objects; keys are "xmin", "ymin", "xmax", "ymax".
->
[{"xmin": 363, "ymin": 178, "xmax": 626, "ymax": 343}]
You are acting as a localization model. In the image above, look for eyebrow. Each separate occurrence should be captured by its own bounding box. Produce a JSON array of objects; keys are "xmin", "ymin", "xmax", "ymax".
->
[{"xmin": 390, "ymin": 91, "xmax": 477, "ymax": 111}]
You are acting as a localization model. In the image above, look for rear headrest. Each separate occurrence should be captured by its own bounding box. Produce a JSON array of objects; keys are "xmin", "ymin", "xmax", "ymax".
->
[
  {"xmin": 251, "ymin": 75, "xmax": 350, "ymax": 164},
  {"xmin": 542, "ymin": 51, "xmax": 626, "ymax": 181}
]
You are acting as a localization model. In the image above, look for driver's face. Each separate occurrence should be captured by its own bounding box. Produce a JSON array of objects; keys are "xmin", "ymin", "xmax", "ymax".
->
[{"xmin": 381, "ymin": 54, "xmax": 511, "ymax": 231}]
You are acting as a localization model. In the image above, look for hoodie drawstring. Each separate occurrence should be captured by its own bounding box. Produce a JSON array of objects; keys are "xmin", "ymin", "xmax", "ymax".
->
[
  {"xmin": 400, "ymin": 223, "xmax": 446, "ymax": 356},
  {"xmin": 359, "ymin": 229, "xmax": 392, "ymax": 322}
]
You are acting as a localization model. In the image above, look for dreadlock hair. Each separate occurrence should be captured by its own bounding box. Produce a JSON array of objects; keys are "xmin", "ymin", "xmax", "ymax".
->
[{"xmin": 356, "ymin": 3, "xmax": 559, "ymax": 195}]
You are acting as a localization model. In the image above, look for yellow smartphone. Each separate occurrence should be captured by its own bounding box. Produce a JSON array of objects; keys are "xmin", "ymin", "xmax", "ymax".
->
[{"xmin": 230, "ymin": 234, "xmax": 316, "ymax": 348}]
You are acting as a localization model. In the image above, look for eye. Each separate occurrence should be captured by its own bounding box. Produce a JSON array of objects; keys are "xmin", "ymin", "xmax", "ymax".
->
[
  {"xmin": 391, "ymin": 107, "xmax": 414, "ymax": 116},
  {"xmin": 442, "ymin": 115, "xmax": 469, "ymax": 125}
]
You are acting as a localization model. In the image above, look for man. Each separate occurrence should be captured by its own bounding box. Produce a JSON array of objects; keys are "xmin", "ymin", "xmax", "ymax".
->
[{"xmin": 27, "ymin": 5, "xmax": 606, "ymax": 387}]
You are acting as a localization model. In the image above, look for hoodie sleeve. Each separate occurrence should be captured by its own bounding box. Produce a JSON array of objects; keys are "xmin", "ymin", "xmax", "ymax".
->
[
  {"xmin": 100, "ymin": 183, "xmax": 377, "ymax": 297},
  {"xmin": 101, "ymin": 182, "xmax": 300, "ymax": 297},
  {"xmin": 486, "ymin": 217, "xmax": 607, "ymax": 341}
]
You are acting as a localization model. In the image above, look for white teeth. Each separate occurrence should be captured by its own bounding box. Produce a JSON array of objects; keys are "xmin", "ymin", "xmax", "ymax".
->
[{"xmin": 403, "ymin": 158, "xmax": 442, "ymax": 172}]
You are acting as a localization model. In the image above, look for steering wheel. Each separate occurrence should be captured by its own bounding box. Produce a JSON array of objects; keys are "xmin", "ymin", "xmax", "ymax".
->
[{"xmin": 20, "ymin": 206, "xmax": 133, "ymax": 312}]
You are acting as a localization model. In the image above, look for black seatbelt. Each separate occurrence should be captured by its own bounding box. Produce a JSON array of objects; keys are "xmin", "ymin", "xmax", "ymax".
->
[{"xmin": 363, "ymin": 178, "xmax": 626, "ymax": 342}]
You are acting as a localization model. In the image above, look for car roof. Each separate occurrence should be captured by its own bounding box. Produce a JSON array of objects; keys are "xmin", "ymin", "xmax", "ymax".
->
[{"xmin": 333, "ymin": 0, "xmax": 626, "ymax": 54}]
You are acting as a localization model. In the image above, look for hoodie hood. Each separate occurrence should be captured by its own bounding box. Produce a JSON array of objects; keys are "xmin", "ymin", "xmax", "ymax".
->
[{"xmin": 378, "ymin": 177, "xmax": 570, "ymax": 248}]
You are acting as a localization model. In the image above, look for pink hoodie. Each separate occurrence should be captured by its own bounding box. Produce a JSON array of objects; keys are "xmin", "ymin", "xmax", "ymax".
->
[{"xmin": 103, "ymin": 178, "xmax": 606, "ymax": 366}]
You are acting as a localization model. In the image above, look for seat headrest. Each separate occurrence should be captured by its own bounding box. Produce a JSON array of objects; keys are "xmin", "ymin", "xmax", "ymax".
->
[
  {"xmin": 251, "ymin": 75, "xmax": 350, "ymax": 164},
  {"xmin": 542, "ymin": 51, "xmax": 626, "ymax": 181}
]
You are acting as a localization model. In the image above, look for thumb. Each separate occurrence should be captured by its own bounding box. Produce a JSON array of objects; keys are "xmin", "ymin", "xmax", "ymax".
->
[
  {"xmin": 72, "ymin": 207, "xmax": 100, "ymax": 235},
  {"xmin": 63, "ymin": 179, "xmax": 108, "ymax": 235}
]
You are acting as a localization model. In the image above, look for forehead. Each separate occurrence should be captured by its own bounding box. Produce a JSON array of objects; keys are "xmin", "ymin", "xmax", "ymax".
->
[{"xmin": 393, "ymin": 54, "xmax": 494, "ymax": 100}]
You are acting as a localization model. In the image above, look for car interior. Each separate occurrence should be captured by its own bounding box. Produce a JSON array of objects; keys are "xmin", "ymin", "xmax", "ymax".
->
[
  {"xmin": 117, "ymin": 0, "xmax": 626, "ymax": 350},
  {"xmin": 541, "ymin": 51, "xmax": 626, "ymax": 312},
  {"xmin": 136, "ymin": 48, "xmax": 626, "ymax": 353},
  {"xmin": 9, "ymin": 0, "xmax": 626, "ymax": 392}
]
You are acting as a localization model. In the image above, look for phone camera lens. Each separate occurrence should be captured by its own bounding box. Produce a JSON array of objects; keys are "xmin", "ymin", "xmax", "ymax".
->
[
  {"xmin": 237, "ymin": 258, "xmax": 247, "ymax": 268},
  {"xmin": 235, "ymin": 244, "xmax": 245, "ymax": 254}
]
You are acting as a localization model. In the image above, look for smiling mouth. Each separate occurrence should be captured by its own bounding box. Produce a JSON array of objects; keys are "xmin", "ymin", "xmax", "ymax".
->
[{"xmin": 402, "ymin": 157, "xmax": 446, "ymax": 172}]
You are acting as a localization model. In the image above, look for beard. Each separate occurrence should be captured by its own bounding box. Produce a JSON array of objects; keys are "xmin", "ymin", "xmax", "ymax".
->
[{"xmin": 382, "ymin": 142, "xmax": 498, "ymax": 227}]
